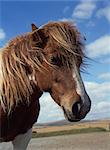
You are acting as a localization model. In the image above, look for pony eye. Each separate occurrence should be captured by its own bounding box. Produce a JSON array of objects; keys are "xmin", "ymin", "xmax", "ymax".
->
[{"xmin": 51, "ymin": 56, "xmax": 59, "ymax": 65}]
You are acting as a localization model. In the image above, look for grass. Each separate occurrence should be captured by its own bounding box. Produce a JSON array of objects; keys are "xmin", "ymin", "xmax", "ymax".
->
[{"xmin": 32, "ymin": 127, "xmax": 107, "ymax": 138}]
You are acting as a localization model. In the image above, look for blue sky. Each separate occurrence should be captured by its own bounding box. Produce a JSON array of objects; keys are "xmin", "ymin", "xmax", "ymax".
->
[{"xmin": 0, "ymin": 0, "xmax": 110, "ymax": 123}]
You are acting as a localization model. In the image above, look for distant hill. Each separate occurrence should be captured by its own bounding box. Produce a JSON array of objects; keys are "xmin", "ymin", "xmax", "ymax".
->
[
  {"xmin": 33, "ymin": 119, "xmax": 110, "ymax": 134},
  {"xmin": 35, "ymin": 118, "xmax": 110, "ymax": 127}
]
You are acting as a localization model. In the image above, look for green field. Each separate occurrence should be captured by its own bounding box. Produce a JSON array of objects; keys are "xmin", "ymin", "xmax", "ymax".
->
[{"xmin": 32, "ymin": 127, "xmax": 107, "ymax": 138}]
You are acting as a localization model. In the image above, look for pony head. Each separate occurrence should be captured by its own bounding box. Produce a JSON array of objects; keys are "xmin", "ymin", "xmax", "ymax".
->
[{"xmin": 30, "ymin": 21, "xmax": 91, "ymax": 122}]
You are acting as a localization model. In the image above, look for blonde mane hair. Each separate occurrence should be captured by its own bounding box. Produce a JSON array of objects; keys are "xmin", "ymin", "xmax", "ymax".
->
[{"xmin": 0, "ymin": 21, "xmax": 84, "ymax": 113}]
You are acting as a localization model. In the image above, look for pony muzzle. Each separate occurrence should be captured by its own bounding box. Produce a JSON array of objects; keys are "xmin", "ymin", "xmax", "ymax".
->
[{"xmin": 62, "ymin": 96, "xmax": 91, "ymax": 122}]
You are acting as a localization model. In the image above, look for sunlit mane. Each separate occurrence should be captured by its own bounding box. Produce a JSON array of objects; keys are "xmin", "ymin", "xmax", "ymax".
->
[{"xmin": 0, "ymin": 21, "xmax": 85, "ymax": 113}]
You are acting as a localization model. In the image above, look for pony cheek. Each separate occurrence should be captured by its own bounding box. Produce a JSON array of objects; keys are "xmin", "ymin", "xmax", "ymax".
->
[
  {"xmin": 50, "ymin": 87, "xmax": 61, "ymax": 106},
  {"xmin": 36, "ymin": 72, "xmax": 52, "ymax": 91}
]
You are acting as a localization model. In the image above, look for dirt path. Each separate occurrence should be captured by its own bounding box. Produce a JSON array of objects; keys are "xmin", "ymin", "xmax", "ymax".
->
[
  {"xmin": 28, "ymin": 132, "xmax": 110, "ymax": 150},
  {"xmin": 0, "ymin": 132, "xmax": 110, "ymax": 150}
]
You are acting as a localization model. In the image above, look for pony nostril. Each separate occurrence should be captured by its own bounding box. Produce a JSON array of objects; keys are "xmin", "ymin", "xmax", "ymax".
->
[{"xmin": 72, "ymin": 102, "xmax": 81, "ymax": 116}]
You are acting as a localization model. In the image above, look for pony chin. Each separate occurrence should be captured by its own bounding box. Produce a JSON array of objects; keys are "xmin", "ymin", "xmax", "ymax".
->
[
  {"xmin": 62, "ymin": 106, "xmax": 81, "ymax": 122},
  {"xmin": 62, "ymin": 106, "xmax": 86, "ymax": 122}
]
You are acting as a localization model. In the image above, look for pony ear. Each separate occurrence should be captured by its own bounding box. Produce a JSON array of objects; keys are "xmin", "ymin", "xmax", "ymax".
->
[
  {"xmin": 31, "ymin": 24, "xmax": 47, "ymax": 47},
  {"xmin": 31, "ymin": 23, "xmax": 38, "ymax": 31},
  {"xmin": 31, "ymin": 23, "xmax": 43, "ymax": 44}
]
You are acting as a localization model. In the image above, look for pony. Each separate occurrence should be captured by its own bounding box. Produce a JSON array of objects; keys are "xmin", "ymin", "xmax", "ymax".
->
[{"xmin": 0, "ymin": 21, "xmax": 91, "ymax": 149}]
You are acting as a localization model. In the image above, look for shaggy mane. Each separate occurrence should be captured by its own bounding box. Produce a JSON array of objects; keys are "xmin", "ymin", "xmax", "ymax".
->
[
  {"xmin": 0, "ymin": 34, "xmax": 44, "ymax": 113},
  {"xmin": 0, "ymin": 21, "xmax": 85, "ymax": 113},
  {"xmin": 42, "ymin": 21, "xmax": 85, "ymax": 68}
]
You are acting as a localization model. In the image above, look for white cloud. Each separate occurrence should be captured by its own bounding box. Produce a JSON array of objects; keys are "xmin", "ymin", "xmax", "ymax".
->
[
  {"xmin": 63, "ymin": 6, "xmax": 70, "ymax": 14},
  {"xmin": 72, "ymin": 1, "xmax": 96, "ymax": 20},
  {"xmin": 59, "ymin": 17, "xmax": 74, "ymax": 23},
  {"xmin": 0, "ymin": 28, "xmax": 6, "ymax": 40},
  {"xmin": 85, "ymin": 81, "xmax": 110, "ymax": 101},
  {"xmin": 86, "ymin": 35, "xmax": 110, "ymax": 58},
  {"xmin": 98, "ymin": 73, "xmax": 110, "ymax": 80},
  {"xmin": 96, "ymin": 101, "xmax": 110, "ymax": 112},
  {"xmin": 86, "ymin": 21, "xmax": 95, "ymax": 27},
  {"xmin": 96, "ymin": 6, "xmax": 110, "ymax": 23},
  {"xmin": 85, "ymin": 81, "xmax": 110, "ymax": 120},
  {"xmin": 102, "ymin": 58, "xmax": 110, "ymax": 64},
  {"xmin": 38, "ymin": 93, "xmax": 64, "ymax": 123},
  {"xmin": 88, "ymin": 100, "xmax": 110, "ymax": 119}
]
